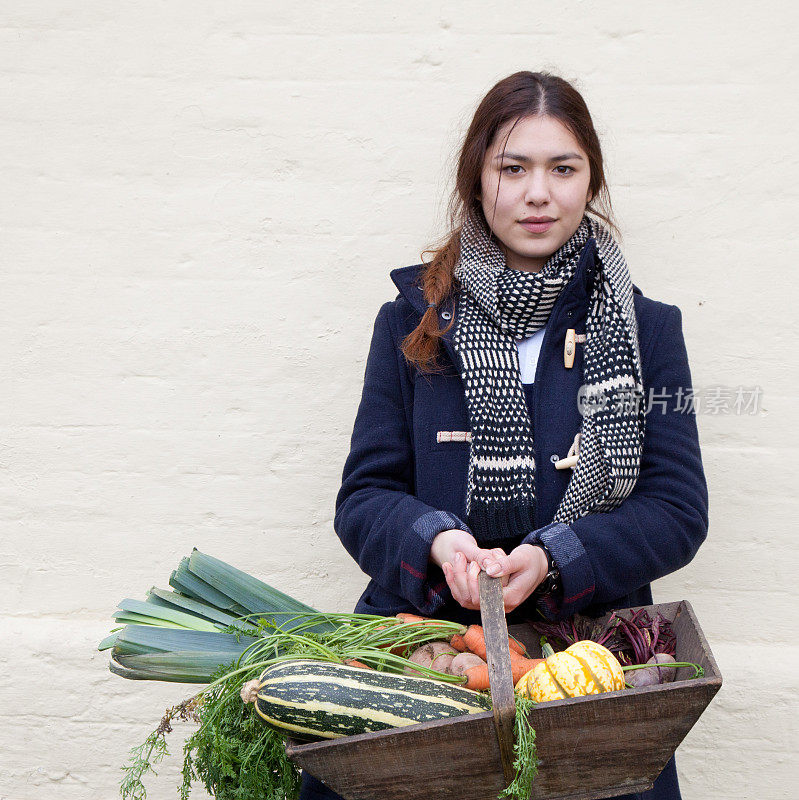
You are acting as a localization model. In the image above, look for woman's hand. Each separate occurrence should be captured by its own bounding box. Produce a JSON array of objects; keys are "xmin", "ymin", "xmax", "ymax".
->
[
  {"xmin": 482, "ymin": 544, "xmax": 549, "ymax": 612},
  {"xmin": 430, "ymin": 530, "xmax": 503, "ymax": 610}
]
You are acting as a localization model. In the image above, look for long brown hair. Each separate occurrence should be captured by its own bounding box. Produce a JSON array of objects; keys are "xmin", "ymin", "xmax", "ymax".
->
[{"xmin": 402, "ymin": 71, "xmax": 618, "ymax": 373}]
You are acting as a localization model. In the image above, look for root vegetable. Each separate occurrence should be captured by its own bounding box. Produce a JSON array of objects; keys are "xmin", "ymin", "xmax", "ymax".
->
[
  {"xmin": 507, "ymin": 634, "xmax": 527, "ymax": 656},
  {"xmin": 461, "ymin": 624, "xmax": 527, "ymax": 659},
  {"xmin": 449, "ymin": 644, "xmax": 541, "ymax": 685},
  {"xmin": 403, "ymin": 641, "xmax": 457, "ymax": 676},
  {"xmin": 462, "ymin": 625, "xmax": 488, "ymax": 659},
  {"xmin": 509, "ymin": 651, "xmax": 544, "ymax": 685},
  {"xmin": 395, "ymin": 612, "xmax": 457, "ymax": 629},
  {"xmin": 447, "ymin": 652, "xmax": 492, "ymax": 690},
  {"xmin": 649, "ymin": 653, "xmax": 678, "ymax": 683},
  {"xmin": 464, "ymin": 663, "xmax": 491, "ymax": 691},
  {"xmin": 448, "ymin": 652, "xmax": 486, "ymax": 677},
  {"xmin": 429, "ymin": 642, "xmax": 457, "ymax": 674},
  {"xmin": 626, "ymin": 654, "xmax": 678, "ymax": 687},
  {"xmin": 396, "ymin": 612, "xmax": 429, "ymax": 623}
]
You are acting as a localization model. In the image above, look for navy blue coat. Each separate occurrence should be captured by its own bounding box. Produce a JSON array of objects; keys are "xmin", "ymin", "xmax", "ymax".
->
[
  {"xmin": 305, "ymin": 239, "xmax": 708, "ymax": 800},
  {"xmin": 336, "ymin": 239, "xmax": 708, "ymax": 626}
]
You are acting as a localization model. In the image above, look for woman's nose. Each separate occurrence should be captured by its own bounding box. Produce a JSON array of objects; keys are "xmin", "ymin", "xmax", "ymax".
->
[{"xmin": 524, "ymin": 171, "xmax": 551, "ymax": 205}]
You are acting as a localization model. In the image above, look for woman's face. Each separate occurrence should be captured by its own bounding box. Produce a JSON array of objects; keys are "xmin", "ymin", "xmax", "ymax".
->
[{"xmin": 479, "ymin": 115, "xmax": 593, "ymax": 272}]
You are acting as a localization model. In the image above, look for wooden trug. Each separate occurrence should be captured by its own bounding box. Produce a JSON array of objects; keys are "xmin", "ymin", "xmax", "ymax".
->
[{"xmin": 285, "ymin": 598, "xmax": 721, "ymax": 800}]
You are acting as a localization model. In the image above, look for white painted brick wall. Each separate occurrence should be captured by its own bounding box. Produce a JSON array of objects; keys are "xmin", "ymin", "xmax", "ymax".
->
[{"xmin": 2, "ymin": 2, "xmax": 796, "ymax": 798}]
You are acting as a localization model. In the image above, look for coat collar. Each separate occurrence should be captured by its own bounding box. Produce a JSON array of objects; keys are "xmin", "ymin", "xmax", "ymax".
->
[{"xmin": 389, "ymin": 239, "xmax": 641, "ymax": 367}]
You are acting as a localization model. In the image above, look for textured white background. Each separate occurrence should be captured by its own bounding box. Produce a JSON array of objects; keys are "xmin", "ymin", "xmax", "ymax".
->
[{"xmin": 2, "ymin": 2, "xmax": 797, "ymax": 798}]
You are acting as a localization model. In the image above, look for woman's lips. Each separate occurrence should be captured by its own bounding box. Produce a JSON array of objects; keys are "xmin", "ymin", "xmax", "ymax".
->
[{"xmin": 519, "ymin": 220, "xmax": 555, "ymax": 233}]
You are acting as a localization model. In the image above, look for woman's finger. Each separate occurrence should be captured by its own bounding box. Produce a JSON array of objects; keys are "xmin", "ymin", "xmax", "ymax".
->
[
  {"xmin": 475, "ymin": 547, "xmax": 505, "ymax": 571},
  {"xmin": 474, "ymin": 548, "xmax": 510, "ymax": 588},
  {"xmin": 447, "ymin": 552, "xmax": 470, "ymax": 607},
  {"xmin": 450, "ymin": 554, "xmax": 483, "ymax": 610},
  {"xmin": 442, "ymin": 563, "xmax": 463, "ymax": 606},
  {"xmin": 483, "ymin": 551, "xmax": 513, "ymax": 577},
  {"xmin": 501, "ymin": 568, "xmax": 538, "ymax": 612},
  {"xmin": 466, "ymin": 559, "xmax": 481, "ymax": 606},
  {"xmin": 459, "ymin": 539, "xmax": 492, "ymax": 565}
]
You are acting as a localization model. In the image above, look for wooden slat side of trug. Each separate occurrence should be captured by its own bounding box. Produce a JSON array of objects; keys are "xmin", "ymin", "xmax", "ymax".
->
[
  {"xmin": 523, "ymin": 670, "xmax": 720, "ymax": 798},
  {"xmin": 515, "ymin": 601, "xmax": 722, "ymax": 799},
  {"xmin": 286, "ymin": 711, "xmax": 507, "ymax": 800},
  {"xmin": 285, "ymin": 601, "xmax": 721, "ymax": 800}
]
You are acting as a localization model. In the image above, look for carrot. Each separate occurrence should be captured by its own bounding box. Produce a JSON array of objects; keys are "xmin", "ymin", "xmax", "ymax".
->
[
  {"xmin": 464, "ymin": 663, "xmax": 491, "ymax": 691},
  {"xmin": 344, "ymin": 659, "xmax": 373, "ymax": 670},
  {"xmin": 509, "ymin": 651, "xmax": 543, "ymax": 684},
  {"xmin": 395, "ymin": 613, "xmax": 451, "ymax": 629},
  {"xmin": 508, "ymin": 649, "xmax": 538, "ymax": 666},
  {"xmin": 396, "ymin": 612, "xmax": 429, "ymax": 623},
  {"xmin": 507, "ymin": 635, "xmax": 528, "ymax": 656},
  {"xmin": 449, "ymin": 633, "xmax": 468, "ymax": 652},
  {"xmin": 461, "ymin": 624, "xmax": 528, "ymax": 659},
  {"xmin": 465, "ymin": 658, "xmax": 539, "ymax": 687},
  {"xmin": 462, "ymin": 625, "xmax": 488, "ymax": 659}
]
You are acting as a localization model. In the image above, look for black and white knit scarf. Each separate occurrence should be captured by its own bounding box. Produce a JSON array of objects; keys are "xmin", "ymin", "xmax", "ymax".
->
[{"xmin": 453, "ymin": 213, "xmax": 645, "ymax": 541}]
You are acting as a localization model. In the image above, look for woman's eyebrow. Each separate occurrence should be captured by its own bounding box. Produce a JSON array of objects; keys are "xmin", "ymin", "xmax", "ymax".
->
[{"xmin": 494, "ymin": 151, "xmax": 585, "ymax": 163}]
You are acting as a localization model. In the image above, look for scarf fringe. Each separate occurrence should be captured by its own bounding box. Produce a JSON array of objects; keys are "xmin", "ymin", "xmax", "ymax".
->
[{"xmin": 467, "ymin": 501, "xmax": 538, "ymax": 544}]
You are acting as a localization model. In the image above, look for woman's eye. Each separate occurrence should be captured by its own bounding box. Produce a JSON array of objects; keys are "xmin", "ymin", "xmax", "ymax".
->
[
  {"xmin": 502, "ymin": 164, "xmax": 523, "ymax": 174},
  {"xmin": 555, "ymin": 165, "xmax": 575, "ymax": 175}
]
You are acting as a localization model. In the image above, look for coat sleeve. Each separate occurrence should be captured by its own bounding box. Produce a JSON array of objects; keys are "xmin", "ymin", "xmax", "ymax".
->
[
  {"xmin": 334, "ymin": 301, "xmax": 470, "ymax": 615},
  {"xmin": 523, "ymin": 303, "xmax": 709, "ymax": 619}
]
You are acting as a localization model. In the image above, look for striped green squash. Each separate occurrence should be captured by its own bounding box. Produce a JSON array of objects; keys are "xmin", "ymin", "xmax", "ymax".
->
[{"xmin": 255, "ymin": 659, "xmax": 491, "ymax": 740}]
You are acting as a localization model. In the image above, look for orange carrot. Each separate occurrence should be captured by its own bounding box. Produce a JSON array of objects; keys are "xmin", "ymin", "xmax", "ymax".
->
[
  {"xmin": 369, "ymin": 625, "xmax": 408, "ymax": 656},
  {"xmin": 395, "ymin": 613, "xmax": 451, "ymax": 629},
  {"xmin": 344, "ymin": 659, "xmax": 373, "ymax": 670},
  {"xmin": 464, "ymin": 663, "xmax": 491, "ymax": 691},
  {"xmin": 462, "ymin": 625, "xmax": 488, "ymax": 659},
  {"xmin": 396, "ymin": 612, "xmax": 429, "ymax": 623},
  {"xmin": 508, "ymin": 649, "xmax": 538, "ymax": 666},
  {"xmin": 509, "ymin": 652, "xmax": 544, "ymax": 684},
  {"xmin": 507, "ymin": 636, "xmax": 527, "ymax": 656},
  {"xmin": 461, "ymin": 624, "xmax": 528, "ymax": 658},
  {"xmin": 449, "ymin": 633, "xmax": 468, "ymax": 652}
]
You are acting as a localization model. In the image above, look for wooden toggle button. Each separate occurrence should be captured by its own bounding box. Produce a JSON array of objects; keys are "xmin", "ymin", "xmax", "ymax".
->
[{"xmin": 564, "ymin": 328, "xmax": 576, "ymax": 369}]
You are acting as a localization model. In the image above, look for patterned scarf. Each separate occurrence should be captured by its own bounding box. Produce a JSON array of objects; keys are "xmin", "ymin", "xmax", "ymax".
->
[{"xmin": 453, "ymin": 212, "xmax": 645, "ymax": 542}]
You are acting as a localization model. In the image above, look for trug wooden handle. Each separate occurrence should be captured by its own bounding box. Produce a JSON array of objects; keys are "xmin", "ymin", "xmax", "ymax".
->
[{"xmin": 478, "ymin": 571, "xmax": 516, "ymax": 784}]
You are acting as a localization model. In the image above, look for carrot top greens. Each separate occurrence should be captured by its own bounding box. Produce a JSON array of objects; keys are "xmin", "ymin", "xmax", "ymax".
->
[
  {"xmin": 118, "ymin": 619, "xmax": 540, "ymax": 800},
  {"xmin": 120, "ymin": 661, "xmax": 300, "ymax": 800},
  {"xmin": 108, "ymin": 552, "xmax": 539, "ymax": 800},
  {"xmin": 500, "ymin": 695, "xmax": 540, "ymax": 800}
]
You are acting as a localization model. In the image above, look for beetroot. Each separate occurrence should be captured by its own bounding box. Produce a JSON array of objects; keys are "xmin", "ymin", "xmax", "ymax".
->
[{"xmin": 626, "ymin": 653, "xmax": 678, "ymax": 687}]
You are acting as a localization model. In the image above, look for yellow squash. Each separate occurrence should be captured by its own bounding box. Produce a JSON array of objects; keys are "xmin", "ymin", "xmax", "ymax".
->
[{"xmin": 515, "ymin": 640, "xmax": 625, "ymax": 702}]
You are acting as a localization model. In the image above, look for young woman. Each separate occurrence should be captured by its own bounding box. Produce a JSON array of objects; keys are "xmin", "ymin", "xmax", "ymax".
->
[{"xmin": 300, "ymin": 71, "xmax": 708, "ymax": 800}]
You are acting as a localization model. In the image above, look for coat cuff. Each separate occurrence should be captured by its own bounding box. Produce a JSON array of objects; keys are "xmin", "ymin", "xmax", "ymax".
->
[
  {"xmin": 523, "ymin": 521, "xmax": 596, "ymax": 620},
  {"xmin": 401, "ymin": 510, "xmax": 470, "ymax": 615}
]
